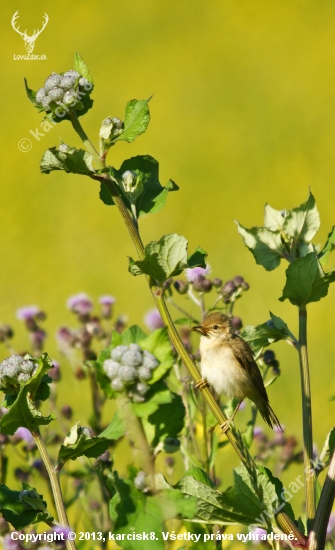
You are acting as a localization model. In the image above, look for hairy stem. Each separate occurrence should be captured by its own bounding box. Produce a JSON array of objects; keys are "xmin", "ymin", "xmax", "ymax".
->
[
  {"xmin": 308, "ymin": 449, "xmax": 335, "ymax": 550},
  {"xmin": 32, "ymin": 430, "xmax": 76, "ymax": 550},
  {"xmin": 298, "ymin": 306, "xmax": 315, "ymax": 532}
]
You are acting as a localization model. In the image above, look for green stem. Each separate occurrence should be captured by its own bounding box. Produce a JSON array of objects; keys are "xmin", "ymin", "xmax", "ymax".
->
[
  {"xmin": 298, "ymin": 306, "xmax": 315, "ymax": 533},
  {"xmin": 202, "ymin": 397, "xmax": 209, "ymax": 473},
  {"xmin": 32, "ymin": 430, "xmax": 76, "ymax": 550},
  {"xmin": 308, "ymin": 449, "xmax": 335, "ymax": 550},
  {"xmin": 71, "ymin": 116, "xmax": 265, "ymax": 503}
]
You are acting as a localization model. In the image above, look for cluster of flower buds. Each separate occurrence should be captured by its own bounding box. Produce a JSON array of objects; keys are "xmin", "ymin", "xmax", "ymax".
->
[
  {"xmin": 120, "ymin": 170, "xmax": 143, "ymax": 202},
  {"xmin": 220, "ymin": 275, "xmax": 249, "ymax": 303},
  {"xmin": 103, "ymin": 344, "xmax": 158, "ymax": 403},
  {"xmin": 260, "ymin": 349, "xmax": 280, "ymax": 376},
  {"xmin": 0, "ymin": 355, "xmax": 37, "ymax": 390},
  {"xmin": 16, "ymin": 306, "xmax": 47, "ymax": 354},
  {"xmin": 57, "ymin": 293, "xmax": 117, "ymax": 363},
  {"xmin": 35, "ymin": 70, "xmax": 92, "ymax": 116}
]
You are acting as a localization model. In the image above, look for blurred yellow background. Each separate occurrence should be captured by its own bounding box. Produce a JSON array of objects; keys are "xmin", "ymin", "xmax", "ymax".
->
[{"xmin": 1, "ymin": 0, "xmax": 335, "ymax": 538}]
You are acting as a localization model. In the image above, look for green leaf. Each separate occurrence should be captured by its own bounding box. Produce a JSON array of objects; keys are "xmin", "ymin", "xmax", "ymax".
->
[
  {"xmin": 176, "ymin": 465, "xmax": 295, "ymax": 527},
  {"xmin": 40, "ymin": 147, "xmax": 95, "ymax": 176},
  {"xmin": 121, "ymin": 325, "xmax": 147, "ymax": 345},
  {"xmin": 319, "ymin": 226, "xmax": 335, "ymax": 266},
  {"xmin": 109, "ymin": 472, "xmax": 196, "ymax": 550},
  {"xmin": 24, "ymin": 78, "xmax": 36, "ymax": 104},
  {"xmin": 282, "ymin": 192, "xmax": 320, "ymax": 243},
  {"xmin": 73, "ymin": 52, "xmax": 93, "ymax": 84},
  {"xmin": 279, "ymin": 253, "xmax": 335, "ymax": 306},
  {"xmin": 187, "ymin": 247, "xmax": 208, "ymax": 269},
  {"xmin": 129, "ymin": 234, "xmax": 188, "ymax": 281},
  {"xmin": 147, "ymin": 392, "xmax": 185, "ymax": 447},
  {"xmin": 57, "ymin": 419, "xmax": 122, "ymax": 465},
  {"xmin": 264, "ymin": 204, "xmax": 285, "ymax": 231},
  {"xmin": 131, "ymin": 381, "xmax": 173, "ymax": 418},
  {"xmin": 99, "ymin": 411, "xmax": 127, "ymax": 441},
  {"xmin": 0, "ymin": 484, "xmax": 54, "ymax": 529},
  {"xmin": 114, "ymin": 98, "xmax": 151, "ymax": 143},
  {"xmin": 236, "ymin": 222, "xmax": 284, "ymax": 271},
  {"xmin": 241, "ymin": 314, "xmax": 293, "ymax": 354},
  {"xmin": 174, "ymin": 317, "xmax": 195, "ymax": 325},
  {"xmin": 182, "ymin": 467, "xmax": 215, "ymax": 488},
  {"xmin": 100, "ymin": 156, "xmax": 179, "ymax": 217},
  {"xmin": 129, "ymin": 234, "xmax": 207, "ymax": 283},
  {"xmin": 139, "ymin": 327, "xmax": 173, "ymax": 384}
]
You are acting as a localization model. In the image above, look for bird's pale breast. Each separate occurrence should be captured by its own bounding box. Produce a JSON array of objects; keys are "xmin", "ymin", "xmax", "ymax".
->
[{"xmin": 199, "ymin": 336, "xmax": 253, "ymax": 400}]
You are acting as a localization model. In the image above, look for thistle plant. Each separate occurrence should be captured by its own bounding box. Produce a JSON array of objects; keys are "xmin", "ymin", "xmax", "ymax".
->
[{"xmin": 0, "ymin": 53, "xmax": 334, "ymax": 550}]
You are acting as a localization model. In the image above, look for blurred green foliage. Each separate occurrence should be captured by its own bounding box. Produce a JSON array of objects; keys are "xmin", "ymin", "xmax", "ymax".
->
[{"xmin": 1, "ymin": 0, "xmax": 335, "ymax": 524}]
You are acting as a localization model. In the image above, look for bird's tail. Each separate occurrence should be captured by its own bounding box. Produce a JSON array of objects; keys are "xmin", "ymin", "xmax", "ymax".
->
[{"xmin": 258, "ymin": 402, "xmax": 283, "ymax": 431}]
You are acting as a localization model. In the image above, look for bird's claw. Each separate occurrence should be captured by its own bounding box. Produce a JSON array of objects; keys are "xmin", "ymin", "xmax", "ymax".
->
[{"xmin": 194, "ymin": 379, "xmax": 208, "ymax": 391}]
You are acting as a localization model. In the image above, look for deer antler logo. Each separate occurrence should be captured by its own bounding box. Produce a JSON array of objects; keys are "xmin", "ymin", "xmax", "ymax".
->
[{"xmin": 11, "ymin": 11, "xmax": 48, "ymax": 54}]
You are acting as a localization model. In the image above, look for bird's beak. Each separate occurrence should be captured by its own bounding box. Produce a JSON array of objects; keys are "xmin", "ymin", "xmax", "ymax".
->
[{"xmin": 192, "ymin": 325, "xmax": 208, "ymax": 336}]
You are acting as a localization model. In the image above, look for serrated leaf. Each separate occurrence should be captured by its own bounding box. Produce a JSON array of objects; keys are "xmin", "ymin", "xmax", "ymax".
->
[
  {"xmin": 241, "ymin": 314, "xmax": 293, "ymax": 354},
  {"xmin": 0, "ymin": 399, "xmax": 54, "ymax": 435},
  {"xmin": 40, "ymin": 147, "xmax": 95, "ymax": 175},
  {"xmin": 236, "ymin": 223, "xmax": 284, "ymax": 271},
  {"xmin": 319, "ymin": 226, "xmax": 335, "ymax": 266},
  {"xmin": 0, "ymin": 484, "xmax": 54, "ymax": 529},
  {"xmin": 282, "ymin": 192, "xmax": 320, "ymax": 243},
  {"xmin": 73, "ymin": 52, "xmax": 93, "ymax": 84},
  {"xmin": 131, "ymin": 381, "xmax": 172, "ymax": 418},
  {"xmin": 279, "ymin": 253, "xmax": 335, "ymax": 306},
  {"xmin": 176, "ymin": 465, "xmax": 295, "ymax": 527},
  {"xmin": 114, "ymin": 98, "xmax": 151, "ymax": 144},
  {"xmin": 109, "ymin": 472, "xmax": 196, "ymax": 550},
  {"xmin": 121, "ymin": 325, "xmax": 147, "ymax": 345},
  {"xmin": 264, "ymin": 204, "xmax": 285, "ymax": 231},
  {"xmin": 57, "ymin": 424, "xmax": 112, "ymax": 465}
]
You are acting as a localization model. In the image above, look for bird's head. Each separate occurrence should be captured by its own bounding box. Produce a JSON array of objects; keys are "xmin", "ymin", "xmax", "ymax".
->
[{"xmin": 192, "ymin": 312, "xmax": 232, "ymax": 341}]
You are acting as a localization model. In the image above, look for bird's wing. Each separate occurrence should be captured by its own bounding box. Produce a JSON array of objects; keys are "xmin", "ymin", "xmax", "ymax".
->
[{"xmin": 229, "ymin": 335, "xmax": 269, "ymax": 402}]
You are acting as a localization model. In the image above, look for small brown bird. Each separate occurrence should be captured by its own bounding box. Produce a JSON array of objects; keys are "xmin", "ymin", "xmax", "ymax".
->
[{"xmin": 192, "ymin": 312, "xmax": 282, "ymax": 431}]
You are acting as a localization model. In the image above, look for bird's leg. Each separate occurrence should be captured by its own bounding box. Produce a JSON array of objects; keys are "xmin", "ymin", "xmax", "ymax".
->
[
  {"xmin": 219, "ymin": 401, "xmax": 242, "ymax": 433},
  {"xmin": 194, "ymin": 379, "xmax": 209, "ymax": 391}
]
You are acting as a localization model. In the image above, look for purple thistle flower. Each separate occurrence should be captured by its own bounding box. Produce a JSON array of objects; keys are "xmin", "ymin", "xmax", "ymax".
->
[
  {"xmin": 52, "ymin": 525, "xmax": 72, "ymax": 539},
  {"xmin": 253, "ymin": 426, "xmax": 264, "ymax": 438},
  {"xmin": 67, "ymin": 293, "xmax": 93, "ymax": 315},
  {"xmin": 48, "ymin": 360, "xmax": 61, "ymax": 382},
  {"xmin": 3, "ymin": 534, "xmax": 22, "ymax": 550},
  {"xmin": 13, "ymin": 427, "xmax": 34, "ymax": 444},
  {"xmin": 144, "ymin": 309, "xmax": 164, "ymax": 330},
  {"xmin": 16, "ymin": 305, "xmax": 40, "ymax": 320},
  {"xmin": 185, "ymin": 264, "xmax": 211, "ymax": 283},
  {"xmin": 57, "ymin": 327, "xmax": 74, "ymax": 347},
  {"xmin": 99, "ymin": 295, "xmax": 116, "ymax": 305}
]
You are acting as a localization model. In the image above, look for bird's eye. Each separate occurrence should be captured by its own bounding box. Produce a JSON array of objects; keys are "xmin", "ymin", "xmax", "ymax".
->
[{"xmin": 212, "ymin": 325, "xmax": 219, "ymax": 330}]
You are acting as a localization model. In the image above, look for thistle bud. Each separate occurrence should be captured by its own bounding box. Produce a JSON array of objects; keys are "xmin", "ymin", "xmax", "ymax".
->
[
  {"xmin": 60, "ymin": 71, "xmax": 80, "ymax": 89},
  {"xmin": 138, "ymin": 366, "xmax": 151, "ymax": 381},
  {"xmin": 61, "ymin": 405, "xmax": 73, "ymax": 420},
  {"xmin": 48, "ymin": 87, "xmax": 64, "ymax": 102},
  {"xmin": 78, "ymin": 77, "xmax": 91, "ymax": 89},
  {"xmin": 62, "ymin": 89, "xmax": 78, "ymax": 106},
  {"xmin": 136, "ymin": 382, "xmax": 149, "ymax": 395},
  {"xmin": 119, "ymin": 365, "xmax": 138, "ymax": 384},
  {"xmin": 271, "ymin": 360, "xmax": 280, "ymax": 376},
  {"xmin": 44, "ymin": 73, "xmax": 62, "ymax": 92},
  {"xmin": 41, "ymin": 95, "xmax": 53, "ymax": 111},
  {"xmin": 0, "ymin": 325, "xmax": 14, "ymax": 342},
  {"xmin": 99, "ymin": 295, "xmax": 116, "ymax": 319},
  {"xmin": 263, "ymin": 350, "xmax": 276, "ymax": 364},
  {"xmin": 121, "ymin": 350, "xmax": 142, "ymax": 368},
  {"xmin": 163, "ymin": 277, "xmax": 173, "ymax": 290},
  {"xmin": 221, "ymin": 280, "xmax": 236, "ymax": 299},
  {"xmin": 122, "ymin": 170, "xmax": 137, "ymax": 192},
  {"xmin": 134, "ymin": 471, "xmax": 147, "ymax": 491},
  {"xmin": 230, "ymin": 316, "xmax": 242, "ymax": 331},
  {"xmin": 193, "ymin": 276, "xmax": 212, "ymax": 293},
  {"xmin": 173, "ymin": 280, "xmax": 189, "ymax": 294},
  {"xmin": 35, "ymin": 87, "xmax": 47, "ymax": 104},
  {"xmin": 212, "ymin": 277, "xmax": 223, "ymax": 288},
  {"xmin": 111, "ymin": 377, "xmax": 125, "ymax": 392}
]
